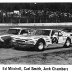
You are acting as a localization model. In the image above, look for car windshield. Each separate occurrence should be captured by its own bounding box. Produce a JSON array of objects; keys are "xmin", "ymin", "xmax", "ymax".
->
[
  {"xmin": 34, "ymin": 30, "xmax": 51, "ymax": 36},
  {"xmin": 7, "ymin": 29, "xmax": 20, "ymax": 35},
  {"xmin": 20, "ymin": 29, "xmax": 35, "ymax": 35}
]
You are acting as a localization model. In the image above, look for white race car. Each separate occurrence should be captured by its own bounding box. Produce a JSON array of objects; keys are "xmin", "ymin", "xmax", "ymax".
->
[
  {"xmin": 0, "ymin": 27, "xmax": 31, "ymax": 47},
  {"xmin": 11, "ymin": 29, "xmax": 72, "ymax": 51}
]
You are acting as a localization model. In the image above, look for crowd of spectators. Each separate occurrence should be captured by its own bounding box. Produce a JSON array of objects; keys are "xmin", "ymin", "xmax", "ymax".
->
[{"xmin": 0, "ymin": 9, "xmax": 72, "ymax": 23}]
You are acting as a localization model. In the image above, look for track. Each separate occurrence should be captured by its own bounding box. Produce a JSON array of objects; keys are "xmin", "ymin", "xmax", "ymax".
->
[{"xmin": 0, "ymin": 47, "xmax": 72, "ymax": 60}]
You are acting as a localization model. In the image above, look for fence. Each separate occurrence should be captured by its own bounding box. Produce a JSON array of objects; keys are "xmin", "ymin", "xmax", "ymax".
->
[
  {"xmin": 1, "ymin": 14, "xmax": 72, "ymax": 23},
  {"xmin": 0, "ymin": 23, "xmax": 72, "ymax": 26}
]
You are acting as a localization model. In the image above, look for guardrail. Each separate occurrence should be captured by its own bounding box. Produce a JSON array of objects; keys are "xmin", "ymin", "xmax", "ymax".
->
[
  {"xmin": 0, "ymin": 23, "xmax": 72, "ymax": 26},
  {"xmin": 19, "ymin": 23, "xmax": 72, "ymax": 26}
]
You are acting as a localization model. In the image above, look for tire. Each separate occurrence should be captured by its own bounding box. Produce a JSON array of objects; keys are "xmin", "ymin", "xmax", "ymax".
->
[
  {"xmin": 52, "ymin": 37, "xmax": 58, "ymax": 44},
  {"xmin": 35, "ymin": 40, "xmax": 45, "ymax": 51},
  {"xmin": 14, "ymin": 46, "xmax": 19, "ymax": 50},
  {"xmin": 4, "ymin": 37, "xmax": 12, "ymax": 48},
  {"xmin": 64, "ymin": 39, "xmax": 71, "ymax": 47}
]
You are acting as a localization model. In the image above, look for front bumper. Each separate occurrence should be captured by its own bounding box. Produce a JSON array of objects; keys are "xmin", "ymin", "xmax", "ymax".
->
[
  {"xmin": 0, "ymin": 36, "xmax": 12, "ymax": 47},
  {"xmin": 0, "ymin": 41, "xmax": 12, "ymax": 47},
  {"xmin": 12, "ymin": 42, "xmax": 34, "ymax": 48},
  {"xmin": 0, "ymin": 41, "xmax": 9, "ymax": 47},
  {"xmin": 0, "ymin": 41, "xmax": 4, "ymax": 47}
]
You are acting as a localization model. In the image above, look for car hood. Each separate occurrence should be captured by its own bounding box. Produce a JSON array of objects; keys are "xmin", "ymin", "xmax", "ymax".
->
[
  {"xmin": 0, "ymin": 34, "xmax": 20, "ymax": 41},
  {"xmin": 0, "ymin": 34, "xmax": 18, "ymax": 37},
  {"xmin": 13, "ymin": 35, "xmax": 50, "ymax": 40}
]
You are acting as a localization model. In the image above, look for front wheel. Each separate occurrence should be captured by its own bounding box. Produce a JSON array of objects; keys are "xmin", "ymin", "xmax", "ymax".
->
[
  {"xmin": 35, "ymin": 41, "xmax": 45, "ymax": 51},
  {"xmin": 64, "ymin": 39, "xmax": 71, "ymax": 47}
]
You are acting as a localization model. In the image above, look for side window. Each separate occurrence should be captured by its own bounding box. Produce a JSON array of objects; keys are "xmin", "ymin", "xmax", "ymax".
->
[
  {"xmin": 51, "ymin": 30, "xmax": 58, "ymax": 36},
  {"xmin": 58, "ymin": 31, "xmax": 63, "ymax": 36},
  {"xmin": 35, "ymin": 30, "xmax": 51, "ymax": 36},
  {"xmin": 20, "ymin": 30, "xmax": 28, "ymax": 34},
  {"xmin": 43, "ymin": 30, "xmax": 50, "ymax": 36}
]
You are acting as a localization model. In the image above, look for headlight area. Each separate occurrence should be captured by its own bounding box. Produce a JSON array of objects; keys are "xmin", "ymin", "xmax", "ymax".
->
[
  {"xmin": 11, "ymin": 39, "xmax": 16, "ymax": 42},
  {"xmin": 11, "ymin": 38, "xmax": 35, "ymax": 45},
  {"xmin": 11, "ymin": 37, "xmax": 19, "ymax": 42},
  {"xmin": 25, "ymin": 39, "xmax": 35, "ymax": 44}
]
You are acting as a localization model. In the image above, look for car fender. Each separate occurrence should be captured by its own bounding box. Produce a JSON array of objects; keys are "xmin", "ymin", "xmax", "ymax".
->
[{"xmin": 35, "ymin": 38, "xmax": 46, "ymax": 46}]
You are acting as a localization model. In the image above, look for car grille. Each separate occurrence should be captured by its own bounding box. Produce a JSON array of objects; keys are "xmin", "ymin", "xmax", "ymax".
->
[
  {"xmin": 1, "ymin": 36, "xmax": 11, "ymax": 41},
  {"xmin": 16, "ymin": 40, "xmax": 25, "ymax": 42},
  {"xmin": 16, "ymin": 40, "xmax": 26, "ymax": 44}
]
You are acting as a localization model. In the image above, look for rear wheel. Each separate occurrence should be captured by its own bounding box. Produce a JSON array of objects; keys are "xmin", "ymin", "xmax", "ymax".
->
[
  {"xmin": 52, "ymin": 37, "xmax": 58, "ymax": 44},
  {"xmin": 64, "ymin": 39, "xmax": 71, "ymax": 47}
]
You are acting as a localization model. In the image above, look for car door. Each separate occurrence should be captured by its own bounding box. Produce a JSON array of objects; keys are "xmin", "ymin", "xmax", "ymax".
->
[
  {"xmin": 51, "ymin": 30, "xmax": 59, "ymax": 43},
  {"xmin": 58, "ymin": 31, "xmax": 65, "ymax": 44},
  {"xmin": 48, "ymin": 30, "xmax": 60, "ymax": 48}
]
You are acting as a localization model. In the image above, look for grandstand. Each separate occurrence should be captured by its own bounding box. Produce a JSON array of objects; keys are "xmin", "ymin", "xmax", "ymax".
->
[{"xmin": 0, "ymin": 3, "xmax": 72, "ymax": 23}]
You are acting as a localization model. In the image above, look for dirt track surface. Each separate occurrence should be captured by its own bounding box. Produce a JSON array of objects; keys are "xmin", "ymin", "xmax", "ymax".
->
[{"xmin": 0, "ymin": 47, "xmax": 72, "ymax": 64}]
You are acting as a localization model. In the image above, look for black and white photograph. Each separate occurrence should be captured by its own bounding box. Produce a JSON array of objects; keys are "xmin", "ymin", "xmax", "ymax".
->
[{"xmin": 0, "ymin": 2, "xmax": 72, "ymax": 66}]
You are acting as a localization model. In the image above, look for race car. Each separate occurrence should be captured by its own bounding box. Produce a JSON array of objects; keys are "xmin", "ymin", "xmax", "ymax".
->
[
  {"xmin": 11, "ymin": 29, "xmax": 72, "ymax": 51},
  {"xmin": 0, "ymin": 27, "xmax": 32, "ymax": 47},
  {"xmin": 62, "ymin": 28, "xmax": 72, "ymax": 36}
]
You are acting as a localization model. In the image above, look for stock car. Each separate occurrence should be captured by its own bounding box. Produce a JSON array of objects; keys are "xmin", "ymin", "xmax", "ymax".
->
[
  {"xmin": 0, "ymin": 27, "xmax": 32, "ymax": 47},
  {"xmin": 62, "ymin": 28, "xmax": 72, "ymax": 36},
  {"xmin": 11, "ymin": 29, "xmax": 72, "ymax": 51}
]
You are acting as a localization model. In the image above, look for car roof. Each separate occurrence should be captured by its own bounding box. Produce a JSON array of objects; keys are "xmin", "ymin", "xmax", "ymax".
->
[
  {"xmin": 9, "ymin": 27, "xmax": 29, "ymax": 30},
  {"xmin": 9, "ymin": 28, "xmax": 62, "ymax": 32},
  {"xmin": 36, "ymin": 28, "xmax": 60, "ymax": 31}
]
